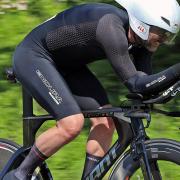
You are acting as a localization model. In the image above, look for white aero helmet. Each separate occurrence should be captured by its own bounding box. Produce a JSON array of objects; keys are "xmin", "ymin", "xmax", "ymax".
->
[{"xmin": 115, "ymin": 0, "xmax": 180, "ymax": 43}]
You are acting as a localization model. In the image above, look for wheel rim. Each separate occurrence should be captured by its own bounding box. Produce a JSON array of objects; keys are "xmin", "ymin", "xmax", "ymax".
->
[{"xmin": 0, "ymin": 143, "xmax": 18, "ymax": 171}]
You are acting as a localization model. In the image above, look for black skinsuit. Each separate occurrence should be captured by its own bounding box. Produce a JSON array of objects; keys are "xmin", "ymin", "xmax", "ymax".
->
[{"xmin": 13, "ymin": 3, "xmax": 179, "ymax": 119}]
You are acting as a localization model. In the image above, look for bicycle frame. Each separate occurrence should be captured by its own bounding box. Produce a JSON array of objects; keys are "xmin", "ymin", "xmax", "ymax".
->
[
  {"xmin": 21, "ymin": 86, "xmax": 135, "ymax": 179},
  {"xmin": 21, "ymin": 86, "xmax": 153, "ymax": 180},
  {"xmin": 83, "ymin": 108, "xmax": 152, "ymax": 179}
]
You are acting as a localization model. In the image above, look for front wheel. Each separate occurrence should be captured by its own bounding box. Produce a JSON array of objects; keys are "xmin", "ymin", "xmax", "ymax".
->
[
  {"xmin": 0, "ymin": 139, "xmax": 48, "ymax": 180},
  {"xmin": 0, "ymin": 138, "xmax": 20, "ymax": 172},
  {"xmin": 109, "ymin": 139, "xmax": 180, "ymax": 180}
]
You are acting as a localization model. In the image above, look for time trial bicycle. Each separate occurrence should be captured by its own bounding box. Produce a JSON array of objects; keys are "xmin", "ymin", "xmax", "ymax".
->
[{"xmin": 0, "ymin": 68, "xmax": 179, "ymax": 180}]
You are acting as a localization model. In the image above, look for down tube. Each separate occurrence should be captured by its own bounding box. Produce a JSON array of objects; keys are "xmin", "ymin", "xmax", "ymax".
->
[{"xmin": 84, "ymin": 140, "xmax": 127, "ymax": 180}]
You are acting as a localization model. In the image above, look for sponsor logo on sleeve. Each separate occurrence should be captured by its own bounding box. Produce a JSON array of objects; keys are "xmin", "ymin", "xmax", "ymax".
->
[{"xmin": 146, "ymin": 75, "xmax": 166, "ymax": 88}]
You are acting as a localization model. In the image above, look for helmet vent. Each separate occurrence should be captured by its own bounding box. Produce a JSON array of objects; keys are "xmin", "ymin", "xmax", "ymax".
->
[{"xmin": 161, "ymin": 17, "xmax": 170, "ymax": 26}]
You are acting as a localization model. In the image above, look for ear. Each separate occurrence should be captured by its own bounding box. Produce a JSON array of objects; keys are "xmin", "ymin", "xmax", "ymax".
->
[{"xmin": 128, "ymin": 27, "xmax": 136, "ymax": 43}]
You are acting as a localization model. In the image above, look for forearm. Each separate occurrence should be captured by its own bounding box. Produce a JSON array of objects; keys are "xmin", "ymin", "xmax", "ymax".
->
[{"xmin": 124, "ymin": 63, "xmax": 180, "ymax": 95}]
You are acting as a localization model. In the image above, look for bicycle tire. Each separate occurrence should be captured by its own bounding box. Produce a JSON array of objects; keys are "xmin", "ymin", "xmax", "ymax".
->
[
  {"xmin": 0, "ymin": 138, "xmax": 46, "ymax": 180},
  {"xmin": 109, "ymin": 138, "xmax": 180, "ymax": 180}
]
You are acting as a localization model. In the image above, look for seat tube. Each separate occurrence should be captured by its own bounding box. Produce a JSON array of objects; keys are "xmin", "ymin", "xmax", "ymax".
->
[
  {"xmin": 22, "ymin": 87, "xmax": 33, "ymax": 117},
  {"xmin": 22, "ymin": 87, "xmax": 34, "ymax": 147}
]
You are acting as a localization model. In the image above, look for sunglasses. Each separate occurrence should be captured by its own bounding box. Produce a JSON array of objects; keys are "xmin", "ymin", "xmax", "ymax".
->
[{"xmin": 150, "ymin": 26, "xmax": 177, "ymax": 44}]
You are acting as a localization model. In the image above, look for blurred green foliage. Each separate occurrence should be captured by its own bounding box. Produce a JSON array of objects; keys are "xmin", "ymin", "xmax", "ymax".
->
[{"xmin": 0, "ymin": 0, "xmax": 179, "ymax": 179}]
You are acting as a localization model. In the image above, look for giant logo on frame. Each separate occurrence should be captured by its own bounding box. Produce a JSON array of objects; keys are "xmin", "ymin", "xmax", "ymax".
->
[{"xmin": 171, "ymin": 87, "xmax": 180, "ymax": 96}]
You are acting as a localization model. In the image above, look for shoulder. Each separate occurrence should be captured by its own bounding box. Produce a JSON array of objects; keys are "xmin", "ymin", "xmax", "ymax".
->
[
  {"xmin": 96, "ymin": 13, "xmax": 126, "ymax": 40},
  {"xmin": 98, "ymin": 13, "xmax": 124, "ymax": 28},
  {"xmin": 96, "ymin": 7, "xmax": 129, "ymax": 34},
  {"xmin": 96, "ymin": 13, "xmax": 128, "ymax": 54}
]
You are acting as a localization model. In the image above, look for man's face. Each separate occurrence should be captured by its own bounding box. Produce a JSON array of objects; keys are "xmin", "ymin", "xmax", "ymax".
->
[
  {"xmin": 145, "ymin": 27, "xmax": 175, "ymax": 52},
  {"xmin": 128, "ymin": 27, "xmax": 176, "ymax": 52},
  {"xmin": 145, "ymin": 32, "xmax": 162, "ymax": 52}
]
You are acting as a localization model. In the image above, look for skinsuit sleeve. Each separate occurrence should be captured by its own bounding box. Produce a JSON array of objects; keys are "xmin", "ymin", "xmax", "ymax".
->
[{"xmin": 96, "ymin": 14, "xmax": 180, "ymax": 95}]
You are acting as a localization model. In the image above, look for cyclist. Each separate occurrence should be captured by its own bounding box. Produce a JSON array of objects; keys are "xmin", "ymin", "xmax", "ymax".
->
[{"xmin": 4, "ymin": 0, "xmax": 180, "ymax": 179}]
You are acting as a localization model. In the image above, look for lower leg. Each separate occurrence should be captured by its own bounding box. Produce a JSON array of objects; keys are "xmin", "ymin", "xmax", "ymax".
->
[
  {"xmin": 13, "ymin": 114, "xmax": 84, "ymax": 179},
  {"xmin": 82, "ymin": 116, "xmax": 115, "ymax": 178},
  {"xmin": 14, "ymin": 144, "xmax": 48, "ymax": 179}
]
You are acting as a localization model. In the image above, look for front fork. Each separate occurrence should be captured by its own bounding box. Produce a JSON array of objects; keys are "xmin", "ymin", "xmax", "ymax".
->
[{"xmin": 129, "ymin": 116, "xmax": 153, "ymax": 180}]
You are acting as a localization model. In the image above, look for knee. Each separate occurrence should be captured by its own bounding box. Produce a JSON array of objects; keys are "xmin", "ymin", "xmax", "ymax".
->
[
  {"xmin": 91, "ymin": 117, "xmax": 115, "ymax": 135},
  {"xmin": 103, "ymin": 118, "xmax": 115, "ymax": 135},
  {"xmin": 57, "ymin": 113, "xmax": 84, "ymax": 141}
]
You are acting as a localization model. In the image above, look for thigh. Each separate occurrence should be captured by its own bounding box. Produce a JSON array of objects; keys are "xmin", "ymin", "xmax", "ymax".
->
[
  {"xmin": 63, "ymin": 66, "xmax": 110, "ymax": 110},
  {"xmin": 13, "ymin": 47, "xmax": 81, "ymax": 120}
]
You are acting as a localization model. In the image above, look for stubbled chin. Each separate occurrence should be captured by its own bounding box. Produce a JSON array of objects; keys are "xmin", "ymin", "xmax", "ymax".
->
[{"xmin": 145, "ymin": 45, "xmax": 158, "ymax": 52}]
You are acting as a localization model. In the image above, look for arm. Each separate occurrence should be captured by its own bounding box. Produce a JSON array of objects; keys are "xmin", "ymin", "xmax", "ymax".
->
[
  {"xmin": 125, "ymin": 63, "xmax": 180, "ymax": 95},
  {"xmin": 128, "ymin": 47, "xmax": 180, "ymax": 94},
  {"xmin": 130, "ymin": 46, "xmax": 153, "ymax": 75},
  {"xmin": 96, "ymin": 14, "xmax": 138, "ymax": 82},
  {"xmin": 96, "ymin": 14, "xmax": 180, "ymax": 95}
]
